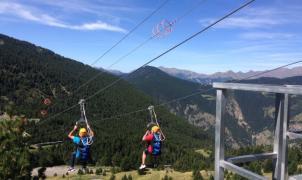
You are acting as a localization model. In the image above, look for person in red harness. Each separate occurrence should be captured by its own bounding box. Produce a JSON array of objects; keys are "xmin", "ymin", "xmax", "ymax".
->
[{"xmin": 139, "ymin": 125, "xmax": 162, "ymax": 170}]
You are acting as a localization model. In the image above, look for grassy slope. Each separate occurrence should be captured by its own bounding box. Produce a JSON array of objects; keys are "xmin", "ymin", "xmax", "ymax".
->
[{"xmin": 44, "ymin": 168, "xmax": 213, "ymax": 180}]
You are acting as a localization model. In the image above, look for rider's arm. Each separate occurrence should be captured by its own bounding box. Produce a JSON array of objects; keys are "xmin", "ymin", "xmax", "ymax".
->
[
  {"xmin": 87, "ymin": 125, "xmax": 95, "ymax": 137},
  {"xmin": 159, "ymin": 132, "xmax": 164, "ymax": 141},
  {"xmin": 68, "ymin": 125, "xmax": 77, "ymax": 139},
  {"xmin": 142, "ymin": 130, "xmax": 149, "ymax": 141},
  {"xmin": 143, "ymin": 131, "xmax": 154, "ymax": 141}
]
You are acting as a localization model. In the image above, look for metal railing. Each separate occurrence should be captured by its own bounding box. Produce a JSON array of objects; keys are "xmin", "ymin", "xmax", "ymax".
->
[{"xmin": 213, "ymin": 82, "xmax": 302, "ymax": 180}]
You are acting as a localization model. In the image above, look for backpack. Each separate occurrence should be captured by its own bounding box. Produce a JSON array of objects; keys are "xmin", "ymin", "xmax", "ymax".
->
[{"xmin": 152, "ymin": 133, "xmax": 161, "ymax": 156}]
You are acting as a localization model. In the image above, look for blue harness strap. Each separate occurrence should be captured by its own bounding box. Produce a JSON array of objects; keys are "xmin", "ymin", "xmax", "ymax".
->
[
  {"xmin": 152, "ymin": 133, "xmax": 161, "ymax": 156},
  {"xmin": 73, "ymin": 136, "xmax": 91, "ymax": 160}
]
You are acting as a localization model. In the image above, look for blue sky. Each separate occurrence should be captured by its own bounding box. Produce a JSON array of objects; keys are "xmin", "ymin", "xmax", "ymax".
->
[{"xmin": 1, "ymin": 0, "xmax": 302, "ymax": 74}]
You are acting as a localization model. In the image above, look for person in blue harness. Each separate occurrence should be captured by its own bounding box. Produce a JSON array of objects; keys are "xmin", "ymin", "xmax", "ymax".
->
[
  {"xmin": 139, "ymin": 125, "xmax": 162, "ymax": 170},
  {"xmin": 67, "ymin": 124, "xmax": 94, "ymax": 172}
]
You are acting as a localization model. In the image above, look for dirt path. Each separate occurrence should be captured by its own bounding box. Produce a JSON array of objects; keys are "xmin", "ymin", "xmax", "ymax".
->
[{"xmin": 32, "ymin": 165, "xmax": 96, "ymax": 177}]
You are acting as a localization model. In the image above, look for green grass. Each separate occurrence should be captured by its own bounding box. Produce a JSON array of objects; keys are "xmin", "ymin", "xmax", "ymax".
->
[
  {"xmin": 195, "ymin": 149, "xmax": 212, "ymax": 158},
  {"xmin": 46, "ymin": 168, "xmax": 214, "ymax": 180},
  {"xmin": 201, "ymin": 94, "xmax": 215, "ymax": 101}
]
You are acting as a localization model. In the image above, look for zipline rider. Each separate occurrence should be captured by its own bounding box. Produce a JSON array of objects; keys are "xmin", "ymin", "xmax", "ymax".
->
[{"xmin": 67, "ymin": 124, "xmax": 94, "ymax": 172}]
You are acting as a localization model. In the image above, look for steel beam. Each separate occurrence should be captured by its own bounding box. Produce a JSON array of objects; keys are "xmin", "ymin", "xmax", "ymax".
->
[
  {"xmin": 287, "ymin": 132, "xmax": 302, "ymax": 139},
  {"xmin": 273, "ymin": 93, "xmax": 285, "ymax": 180},
  {"xmin": 213, "ymin": 83, "xmax": 302, "ymax": 95},
  {"xmin": 213, "ymin": 83, "xmax": 294, "ymax": 180},
  {"xmin": 280, "ymin": 94, "xmax": 289, "ymax": 180},
  {"xmin": 215, "ymin": 89, "xmax": 227, "ymax": 180},
  {"xmin": 227, "ymin": 152, "xmax": 277, "ymax": 164},
  {"xmin": 220, "ymin": 160, "xmax": 268, "ymax": 180}
]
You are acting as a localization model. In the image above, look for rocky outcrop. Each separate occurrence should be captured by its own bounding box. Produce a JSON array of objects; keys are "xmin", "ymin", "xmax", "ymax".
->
[{"xmin": 226, "ymin": 97, "xmax": 251, "ymax": 131}]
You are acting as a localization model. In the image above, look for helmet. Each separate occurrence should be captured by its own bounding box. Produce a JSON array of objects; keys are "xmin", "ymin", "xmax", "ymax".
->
[
  {"xmin": 151, "ymin": 126, "xmax": 160, "ymax": 133},
  {"xmin": 79, "ymin": 128, "xmax": 87, "ymax": 137}
]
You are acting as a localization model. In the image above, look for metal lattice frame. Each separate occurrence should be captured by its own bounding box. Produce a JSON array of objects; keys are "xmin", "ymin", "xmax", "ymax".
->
[{"xmin": 212, "ymin": 83, "xmax": 302, "ymax": 180}]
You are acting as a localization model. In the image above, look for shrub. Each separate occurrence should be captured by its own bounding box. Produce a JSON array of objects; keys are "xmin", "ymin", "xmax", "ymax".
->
[
  {"xmin": 78, "ymin": 169, "xmax": 84, "ymax": 175},
  {"xmin": 121, "ymin": 174, "xmax": 128, "ymax": 180},
  {"xmin": 137, "ymin": 169, "xmax": 146, "ymax": 175},
  {"xmin": 109, "ymin": 174, "xmax": 116, "ymax": 180},
  {"xmin": 95, "ymin": 168, "xmax": 102, "ymax": 175},
  {"xmin": 192, "ymin": 169, "xmax": 203, "ymax": 180}
]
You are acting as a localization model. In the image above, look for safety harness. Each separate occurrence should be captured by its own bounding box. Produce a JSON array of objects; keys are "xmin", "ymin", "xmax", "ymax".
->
[
  {"xmin": 147, "ymin": 105, "xmax": 166, "ymax": 141},
  {"xmin": 77, "ymin": 99, "xmax": 93, "ymax": 146}
]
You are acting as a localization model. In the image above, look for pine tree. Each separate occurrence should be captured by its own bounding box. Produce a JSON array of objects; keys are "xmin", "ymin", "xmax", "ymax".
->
[
  {"xmin": 121, "ymin": 174, "xmax": 128, "ymax": 180},
  {"xmin": 0, "ymin": 117, "xmax": 32, "ymax": 179},
  {"xmin": 192, "ymin": 168, "xmax": 203, "ymax": 180},
  {"xmin": 263, "ymin": 159, "xmax": 272, "ymax": 173},
  {"xmin": 209, "ymin": 174, "xmax": 214, "ymax": 180},
  {"xmin": 121, "ymin": 157, "xmax": 132, "ymax": 171},
  {"xmin": 109, "ymin": 174, "xmax": 116, "ymax": 180}
]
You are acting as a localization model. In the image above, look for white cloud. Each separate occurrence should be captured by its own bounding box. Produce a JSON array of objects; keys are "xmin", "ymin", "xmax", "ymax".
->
[
  {"xmin": 0, "ymin": 1, "xmax": 127, "ymax": 33},
  {"xmin": 27, "ymin": 0, "xmax": 149, "ymax": 24},
  {"xmin": 33, "ymin": 0, "xmax": 145, "ymax": 13},
  {"xmin": 199, "ymin": 7, "xmax": 301, "ymax": 29},
  {"xmin": 240, "ymin": 32, "xmax": 294, "ymax": 40},
  {"xmin": 199, "ymin": 17, "xmax": 281, "ymax": 29},
  {"xmin": 72, "ymin": 21, "xmax": 126, "ymax": 32}
]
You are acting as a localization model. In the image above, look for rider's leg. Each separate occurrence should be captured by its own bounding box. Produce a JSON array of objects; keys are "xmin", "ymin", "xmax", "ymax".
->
[
  {"xmin": 142, "ymin": 150, "xmax": 147, "ymax": 165},
  {"xmin": 70, "ymin": 152, "xmax": 76, "ymax": 168}
]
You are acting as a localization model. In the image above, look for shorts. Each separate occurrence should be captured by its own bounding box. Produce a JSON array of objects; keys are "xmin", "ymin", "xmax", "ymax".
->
[
  {"xmin": 144, "ymin": 148, "xmax": 151, "ymax": 155},
  {"xmin": 144, "ymin": 148, "xmax": 161, "ymax": 156}
]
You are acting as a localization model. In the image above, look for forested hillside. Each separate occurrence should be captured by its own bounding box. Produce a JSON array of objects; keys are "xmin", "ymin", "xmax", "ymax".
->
[
  {"xmin": 0, "ymin": 33, "xmax": 213, "ymax": 176},
  {"xmin": 127, "ymin": 66, "xmax": 302, "ymax": 148},
  {"xmin": 126, "ymin": 66, "xmax": 217, "ymax": 133}
]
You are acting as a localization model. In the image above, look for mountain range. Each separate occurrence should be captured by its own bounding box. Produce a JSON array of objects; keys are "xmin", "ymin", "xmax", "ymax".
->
[
  {"xmin": 126, "ymin": 66, "xmax": 302, "ymax": 148},
  {"xmin": 107, "ymin": 66, "xmax": 302, "ymax": 84},
  {"xmin": 158, "ymin": 66, "xmax": 302, "ymax": 84}
]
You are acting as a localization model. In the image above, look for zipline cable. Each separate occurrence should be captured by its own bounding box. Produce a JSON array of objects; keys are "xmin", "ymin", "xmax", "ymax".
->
[
  {"xmin": 35, "ymin": 59, "xmax": 302, "ymax": 137},
  {"xmin": 73, "ymin": 0, "xmax": 207, "ymax": 94},
  {"xmin": 84, "ymin": 0, "xmax": 256, "ymax": 101},
  {"xmin": 42, "ymin": 0, "xmax": 207, "ymax": 118},
  {"xmin": 94, "ymin": 59, "xmax": 302, "ymax": 122},
  {"xmin": 29, "ymin": 0, "xmax": 169, "ymax": 120},
  {"xmin": 76, "ymin": 0, "xmax": 170, "ymax": 79},
  {"xmin": 29, "ymin": 0, "xmax": 255, "ymax": 128}
]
